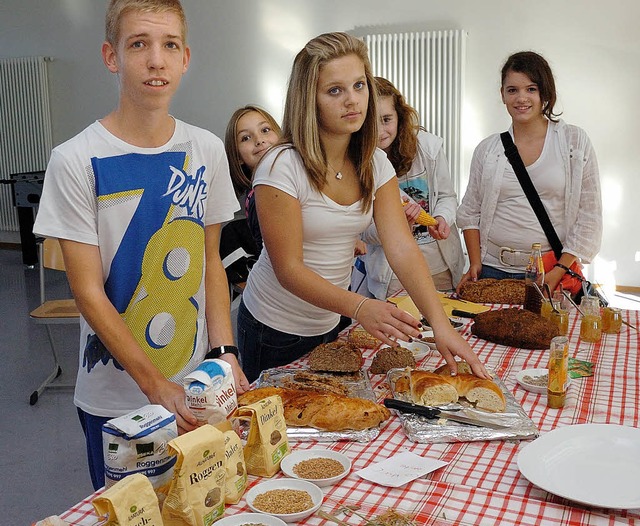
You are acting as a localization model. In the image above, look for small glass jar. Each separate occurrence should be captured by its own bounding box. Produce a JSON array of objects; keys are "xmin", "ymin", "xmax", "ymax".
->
[
  {"xmin": 548, "ymin": 335, "xmax": 569, "ymax": 408},
  {"xmin": 550, "ymin": 308, "xmax": 569, "ymax": 336},
  {"xmin": 540, "ymin": 299, "xmax": 553, "ymax": 320},
  {"xmin": 579, "ymin": 297, "xmax": 602, "ymax": 343},
  {"xmin": 602, "ymin": 306, "xmax": 623, "ymax": 334}
]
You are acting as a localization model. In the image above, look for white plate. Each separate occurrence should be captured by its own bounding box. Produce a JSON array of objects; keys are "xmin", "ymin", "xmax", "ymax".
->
[
  {"xmin": 518, "ymin": 424, "xmax": 640, "ymax": 509},
  {"xmin": 516, "ymin": 368, "xmax": 571, "ymax": 394},
  {"xmin": 215, "ymin": 513, "xmax": 287, "ymax": 526},
  {"xmin": 246, "ymin": 478, "xmax": 323, "ymax": 522},
  {"xmin": 280, "ymin": 448, "xmax": 351, "ymax": 487}
]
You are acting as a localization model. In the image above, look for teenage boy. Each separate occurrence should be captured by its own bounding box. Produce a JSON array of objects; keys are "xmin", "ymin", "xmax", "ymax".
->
[{"xmin": 34, "ymin": 0, "xmax": 249, "ymax": 490}]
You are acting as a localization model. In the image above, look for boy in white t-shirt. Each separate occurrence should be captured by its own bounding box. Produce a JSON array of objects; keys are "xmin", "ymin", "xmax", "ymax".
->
[{"xmin": 33, "ymin": 0, "xmax": 249, "ymax": 490}]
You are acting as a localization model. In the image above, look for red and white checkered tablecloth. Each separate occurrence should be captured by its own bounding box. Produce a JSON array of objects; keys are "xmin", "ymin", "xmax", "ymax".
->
[{"xmin": 59, "ymin": 306, "xmax": 640, "ymax": 526}]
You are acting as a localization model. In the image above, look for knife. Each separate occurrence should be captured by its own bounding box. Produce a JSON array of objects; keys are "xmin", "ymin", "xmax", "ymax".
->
[
  {"xmin": 451, "ymin": 309, "xmax": 477, "ymax": 319},
  {"xmin": 383, "ymin": 398, "xmax": 509, "ymax": 429}
]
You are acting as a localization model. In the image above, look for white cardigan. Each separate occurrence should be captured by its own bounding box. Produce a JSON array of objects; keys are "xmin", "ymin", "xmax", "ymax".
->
[
  {"xmin": 457, "ymin": 119, "xmax": 602, "ymax": 264},
  {"xmin": 362, "ymin": 130, "xmax": 465, "ymax": 299}
]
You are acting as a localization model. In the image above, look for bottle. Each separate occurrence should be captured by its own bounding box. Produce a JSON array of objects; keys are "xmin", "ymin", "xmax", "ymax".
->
[
  {"xmin": 547, "ymin": 335, "xmax": 569, "ymax": 408},
  {"xmin": 524, "ymin": 243, "xmax": 545, "ymax": 315}
]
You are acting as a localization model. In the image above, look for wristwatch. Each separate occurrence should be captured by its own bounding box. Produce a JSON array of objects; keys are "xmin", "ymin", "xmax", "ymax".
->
[{"xmin": 205, "ymin": 345, "xmax": 239, "ymax": 360}]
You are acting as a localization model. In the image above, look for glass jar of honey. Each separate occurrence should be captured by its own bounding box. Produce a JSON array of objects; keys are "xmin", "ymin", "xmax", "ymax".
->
[
  {"xmin": 550, "ymin": 308, "xmax": 569, "ymax": 336},
  {"xmin": 540, "ymin": 299, "xmax": 553, "ymax": 319},
  {"xmin": 602, "ymin": 306, "xmax": 622, "ymax": 334},
  {"xmin": 579, "ymin": 296, "xmax": 602, "ymax": 343}
]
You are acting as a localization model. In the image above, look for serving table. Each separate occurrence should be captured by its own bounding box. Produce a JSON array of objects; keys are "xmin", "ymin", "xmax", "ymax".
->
[{"xmin": 60, "ymin": 304, "xmax": 639, "ymax": 525}]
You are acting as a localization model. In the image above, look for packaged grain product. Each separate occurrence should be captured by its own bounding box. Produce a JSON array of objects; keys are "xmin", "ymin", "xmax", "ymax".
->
[
  {"xmin": 102, "ymin": 405, "xmax": 177, "ymax": 505},
  {"xmin": 223, "ymin": 429, "xmax": 247, "ymax": 504},
  {"xmin": 183, "ymin": 359, "xmax": 237, "ymax": 426},
  {"xmin": 92, "ymin": 473, "xmax": 163, "ymax": 525},
  {"xmin": 162, "ymin": 424, "xmax": 226, "ymax": 526}
]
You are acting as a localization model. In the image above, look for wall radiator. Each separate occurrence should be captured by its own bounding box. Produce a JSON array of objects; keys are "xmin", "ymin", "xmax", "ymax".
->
[
  {"xmin": 0, "ymin": 56, "xmax": 53, "ymax": 231},
  {"xmin": 363, "ymin": 30, "xmax": 466, "ymax": 195}
]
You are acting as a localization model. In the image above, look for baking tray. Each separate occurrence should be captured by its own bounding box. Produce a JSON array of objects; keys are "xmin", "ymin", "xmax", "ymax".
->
[
  {"xmin": 387, "ymin": 368, "xmax": 538, "ymax": 443},
  {"xmin": 250, "ymin": 366, "xmax": 383, "ymax": 443}
]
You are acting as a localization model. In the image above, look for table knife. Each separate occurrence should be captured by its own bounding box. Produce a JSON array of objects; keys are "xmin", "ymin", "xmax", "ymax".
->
[
  {"xmin": 451, "ymin": 309, "xmax": 477, "ymax": 319},
  {"xmin": 383, "ymin": 398, "xmax": 509, "ymax": 429}
]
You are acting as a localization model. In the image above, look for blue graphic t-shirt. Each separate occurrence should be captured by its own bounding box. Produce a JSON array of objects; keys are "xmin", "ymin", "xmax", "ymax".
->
[{"xmin": 34, "ymin": 119, "xmax": 239, "ymax": 416}]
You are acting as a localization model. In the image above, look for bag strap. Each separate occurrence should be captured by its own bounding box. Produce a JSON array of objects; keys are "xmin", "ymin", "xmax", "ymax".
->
[{"xmin": 500, "ymin": 131, "xmax": 563, "ymax": 259}]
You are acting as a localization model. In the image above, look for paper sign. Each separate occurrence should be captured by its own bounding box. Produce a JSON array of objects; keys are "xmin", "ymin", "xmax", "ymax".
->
[{"xmin": 355, "ymin": 451, "xmax": 448, "ymax": 487}]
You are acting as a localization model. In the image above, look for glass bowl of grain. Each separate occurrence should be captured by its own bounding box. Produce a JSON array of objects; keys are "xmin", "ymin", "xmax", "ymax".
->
[
  {"xmin": 246, "ymin": 478, "xmax": 323, "ymax": 522},
  {"xmin": 280, "ymin": 448, "xmax": 351, "ymax": 487}
]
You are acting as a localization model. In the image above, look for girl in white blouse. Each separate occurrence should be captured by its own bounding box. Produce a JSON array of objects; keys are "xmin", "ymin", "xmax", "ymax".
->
[{"xmin": 456, "ymin": 51, "xmax": 601, "ymax": 293}]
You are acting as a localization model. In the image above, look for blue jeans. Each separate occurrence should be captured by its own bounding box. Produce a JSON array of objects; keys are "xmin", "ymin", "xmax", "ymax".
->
[
  {"xmin": 77, "ymin": 408, "xmax": 111, "ymax": 490},
  {"xmin": 480, "ymin": 265, "xmax": 525, "ymax": 281},
  {"xmin": 237, "ymin": 299, "xmax": 340, "ymax": 383}
]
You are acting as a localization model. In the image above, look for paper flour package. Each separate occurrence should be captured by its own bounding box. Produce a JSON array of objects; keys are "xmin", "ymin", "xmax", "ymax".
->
[
  {"xmin": 102, "ymin": 404, "xmax": 178, "ymax": 501},
  {"xmin": 184, "ymin": 359, "xmax": 237, "ymax": 426}
]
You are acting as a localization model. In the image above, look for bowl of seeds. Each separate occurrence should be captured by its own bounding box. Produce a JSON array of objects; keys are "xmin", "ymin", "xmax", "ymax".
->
[
  {"xmin": 280, "ymin": 448, "xmax": 351, "ymax": 487},
  {"xmin": 246, "ymin": 478, "xmax": 323, "ymax": 523},
  {"xmin": 215, "ymin": 512, "xmax": 287, "ymax": 526}
]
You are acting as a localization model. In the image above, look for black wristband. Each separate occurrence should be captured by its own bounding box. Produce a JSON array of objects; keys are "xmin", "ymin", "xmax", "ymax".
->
[
  {"xmin": 205, "ymin": 345, "xmax": 239, "ymax": 360},
  {"xmin": 554, "ymin": 262, "xmax": 571, "ymax": 274}
]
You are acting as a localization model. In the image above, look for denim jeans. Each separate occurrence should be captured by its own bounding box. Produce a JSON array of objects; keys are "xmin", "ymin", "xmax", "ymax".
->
[
  {"xmin": 77, "ymin": 408, "xmax": 111, "ymax": 490},
  {"xmin": 480, "ymin": 264, "xmax": 525, "ymax": 281},
  {"xmin": 237, "ymin": 299, "xmax": 340, "ymax": 383}
]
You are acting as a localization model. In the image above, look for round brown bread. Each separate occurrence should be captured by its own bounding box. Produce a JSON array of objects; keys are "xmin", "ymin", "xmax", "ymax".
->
[
  {"xmin": 369, "ymin": 346, "xmax": 416, "ymax": 375},
  {"xmin": 471, "ymin": 307, "xmax": 559, "ymax": 349},
  {"xmin": 237, "ymin": 386, "xmax": 390, "ymax": 431},
  {"xmin": 348, "ymin": 327, "xmax": 381, "ymax": 348}
]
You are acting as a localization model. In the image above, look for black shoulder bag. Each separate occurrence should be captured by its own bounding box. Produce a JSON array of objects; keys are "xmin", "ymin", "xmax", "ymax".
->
[{"xmin": 499, "ymin": 132, "xmax": 606, "ymax": 305}]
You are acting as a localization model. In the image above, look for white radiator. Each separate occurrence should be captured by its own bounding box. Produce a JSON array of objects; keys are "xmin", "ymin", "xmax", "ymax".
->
[
  {"xmin": 363, "ymin": 30, "xmax": 466, "ymax": 195},
  {"xmin": 0, "ymin": 56, "xmax": 53, "ymax": 231}
]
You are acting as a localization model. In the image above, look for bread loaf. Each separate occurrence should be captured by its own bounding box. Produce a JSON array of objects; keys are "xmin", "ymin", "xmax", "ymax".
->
[
  {"xmin": 369, "ymin": 346, "xmax": 416, "ymax": 375},
  {"xmin": 395, "ymin": 369, "xmax": 506, "ymax": 412},
  {"xmin": 308, "ymin": 341, "xmax": 363, "ymax": 372},
  {"xmin": 433, "ymin": 361, "xmax": 473, "ymax": 375},
  {"xmin": 237, "ymin": 387, "xmax": 390, "ymax": 431},
  {"xmin": 471, "ymin": 307, "xmax": 559, "ymax": 349},
  {"xmin": 348, "ymin": 327, "xmax": 381, "ymax": 348},
  {"xmin": 458, "ymin": 278, "xmax": 525, "ymax": 304}
]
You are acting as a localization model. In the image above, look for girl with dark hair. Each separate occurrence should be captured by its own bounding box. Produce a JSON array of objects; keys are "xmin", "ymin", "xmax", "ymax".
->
[
  {"xmin": 237, "ymin": 32, "xmax": 489, "ymax": 382},
  {"xmin": 457, "ymin": 51, "xmax": 602, "ymax": 293}
]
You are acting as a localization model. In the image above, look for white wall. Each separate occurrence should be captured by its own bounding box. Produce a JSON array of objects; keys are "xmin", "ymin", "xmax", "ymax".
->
[{"xmin": 2, "ymin": 0, "xmax": 638, "ymax": 287}]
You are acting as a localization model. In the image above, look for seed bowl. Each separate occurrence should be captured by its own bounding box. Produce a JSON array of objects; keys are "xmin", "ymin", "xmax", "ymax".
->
[
  {"xmin": 246, "ymin": 478, "xmax": 323, "ymax": 523},
  {"xmin": 280, "ymin": 448, "xmax": 351, "ymax": 487},
  {"xmin": 215, "ymin": 512, "xmax": 287, "ymax": 526}
]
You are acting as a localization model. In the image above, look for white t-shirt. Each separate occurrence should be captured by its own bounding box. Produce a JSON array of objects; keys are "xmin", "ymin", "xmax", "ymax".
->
[
  {"xmin": 243, "ymin": 146, "xmax": 396, "ymax": 335},
  {"xmin": 33, "ymin": 119, "xmax": 239, "ymax": 416},
  {"xmin": 486, "ymin": 125, "xmax": 566, "ymax": 270}
]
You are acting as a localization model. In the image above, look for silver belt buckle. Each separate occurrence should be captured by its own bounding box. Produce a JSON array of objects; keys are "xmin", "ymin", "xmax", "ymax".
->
[{"xmin": 499, "ymin": 246, "xmax": 527, "ymax": 267}]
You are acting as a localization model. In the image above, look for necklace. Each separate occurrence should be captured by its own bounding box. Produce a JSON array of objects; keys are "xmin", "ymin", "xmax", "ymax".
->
[{"xmin": 327, "ymin": 156, "xmax": 347, "ymax": 180}]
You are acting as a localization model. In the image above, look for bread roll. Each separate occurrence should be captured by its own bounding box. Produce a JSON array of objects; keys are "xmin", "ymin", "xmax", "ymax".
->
[
  {"xmin": 348, "ymin": 327, "xmax": 381, "ymax": 348},
  {"xmin": 444, "ymin": 374, "xmax": 506, "ymax": 412},
  {"xmin": 409, "ymin": 371, "xmax": 459, "ymax": 406},
  {"xmin": 237, "ymin": 387, "xmax": 390, "ymax": 431},
  {"xmin": 395, "ymin": 369, "xmax": 506, "ymax": 412}
]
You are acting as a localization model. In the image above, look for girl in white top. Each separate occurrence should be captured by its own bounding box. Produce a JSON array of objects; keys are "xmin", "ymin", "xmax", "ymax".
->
[
  {"xmin": 238, "ymin": 32, "xmax": 488, "ymax": 383},
  {"xmin": 457, "ymin": 51, "xmax": 601, "ymax": 293}
]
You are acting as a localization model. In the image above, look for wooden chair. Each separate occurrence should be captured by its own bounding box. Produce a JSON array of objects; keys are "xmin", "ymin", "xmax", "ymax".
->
[{"xmin": 29, "ymin": 238, "xmax": 80, "ymax": 405}]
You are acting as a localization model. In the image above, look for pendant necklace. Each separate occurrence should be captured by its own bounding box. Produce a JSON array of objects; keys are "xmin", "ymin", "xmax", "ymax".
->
[{"xmin": 328, "ymin": 156, "xmax": 347, "ymax": 180}]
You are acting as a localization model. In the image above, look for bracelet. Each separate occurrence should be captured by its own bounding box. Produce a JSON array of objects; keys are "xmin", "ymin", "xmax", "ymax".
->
[
  {"xmin": 205, "ymin": 345, "xmax": 239, "ymax": 360},
  {"xmin": 554, "ymin": 263, "xmax": 572, "ymax": 274},
  {"xmin": 353, "ymin": 297, "xmax": 370, "ymax": 320}
]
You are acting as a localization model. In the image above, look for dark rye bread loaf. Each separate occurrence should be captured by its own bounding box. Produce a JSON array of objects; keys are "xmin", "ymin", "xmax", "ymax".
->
[
  {"xmin": 308, "ymin": 341, "xmax": 363, "ymax": 372},
  {"xmin": 471, "ymin": 307, "xmax": 559, "ymax": 349},
  {"xmin": 458, "ymin": 278, "xmax": 525, "ymax": 305}
]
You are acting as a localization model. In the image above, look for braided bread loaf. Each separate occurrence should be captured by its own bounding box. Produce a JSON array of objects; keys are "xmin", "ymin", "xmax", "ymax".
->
[
  {"xmin": 237, "ymin": 386, "xmax": 391, "ymax": 431},
  {"xmin": 395, "ymin": 370, "xmax": 506, "ymax": 412}
]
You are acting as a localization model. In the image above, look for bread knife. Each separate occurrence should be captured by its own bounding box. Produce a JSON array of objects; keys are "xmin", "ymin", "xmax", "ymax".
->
[
  {"xmin": 451, "ymin": 309, "xmax": 477, "ymax": 319},
  {"xmin": 383, "ymin": 398, "xmax": 509, "ymax": 429}
]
